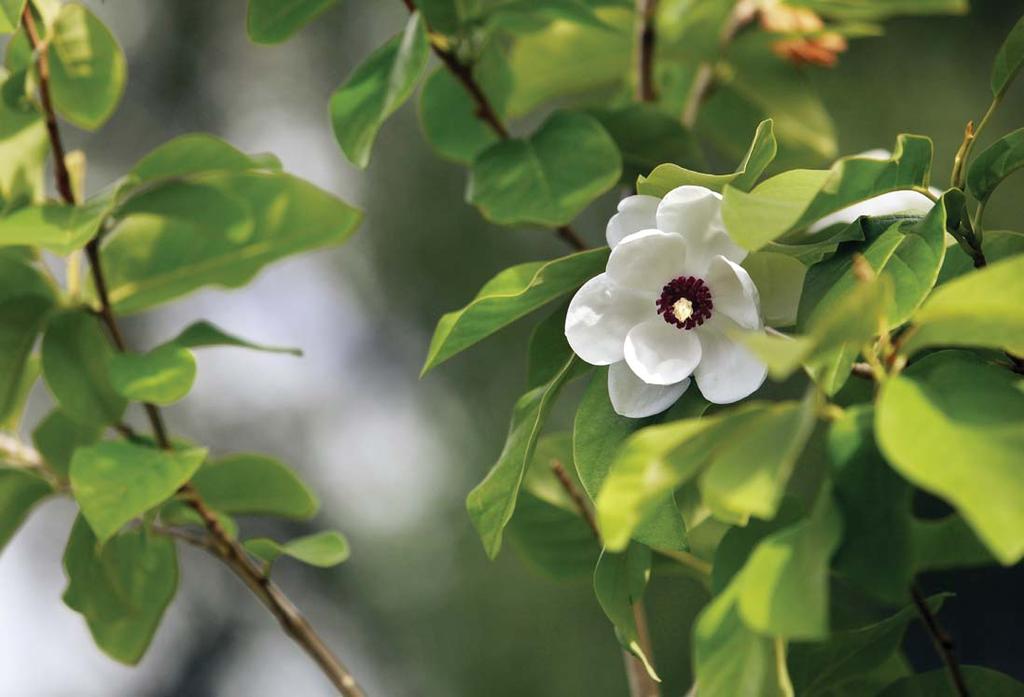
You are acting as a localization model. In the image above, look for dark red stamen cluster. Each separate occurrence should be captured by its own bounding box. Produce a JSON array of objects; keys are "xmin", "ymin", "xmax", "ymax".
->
[{"xmin": 656, "ymin": 276, "xmax": 713, "ymax": 330}]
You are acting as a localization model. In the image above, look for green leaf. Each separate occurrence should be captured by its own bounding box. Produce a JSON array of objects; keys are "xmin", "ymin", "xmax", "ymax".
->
[
  {"xmin": 0, "ymin": 295, "xmax": 51, "ymax": 423},
  {"xmin": 0, "ymin": 468, "xmax": 51, "ymax": 551},
  {"xmin": 992, "ymin": 13, "xmax": 1024, "ymax": 97},
  {"xmin": 170, "ymin": 320, "xmax": 302, "ymax": 356},
  {"xmin": 41, "ymin": 310, "xmax": 126, "ymax": 428},
  {"xmin": 0, "ymin": 253, "xmax": 56, "ymax": 302},
  {"xmin": 937, "ymin": 229, "xmax": 1024, "ymax": 284},
  {"xmin": 594, "ymin": 545, "xmax": 659, "ymax": 681},
  {"xmin": 418, "ymin": 67, "xmax": 502, "ymax": 165},
  {"xmin": 877, "ymin": 666, "xmax": 1024, "ymax": 697},
  {"xmin": 0, "ymin": 79, "xmax": 48, "ymax": 211},
  {"xmin": 786, "ymin": 0, "xmax": 966, "ymax": 20},
  {"xmin": 525, "ymin": 302, "xmax": 572, "ymax": 389},
  {"xmin": 912, "ymin": 515, "xmax": 993, "ymax": 571},
  {"xmin": 637, "ymin": 119, "xmax": 776, "ymax": 197},
  {"xmin": 246, "ymin": 0, "xmax": 337, "ymax": 44},
  {"xmin": 573, "ymin": 371, "xmax": 704, "ymax": 551},
  {"xmin": 504, "ymin": 8, "xmax": 631, "ymax": 118},
  {"xmin": 484, "ymin": 0, "xmax": 614, "ymax": 34},
  {"xmin": 191, "ymin": 453, "xmax": 318, "ymax": 519},
  {"xmin": 742, "ymin": 251, "xmax": 805, "ymax": 327},
  {"xmin": 128, "ymin": 133, "xmax": 278, "ymax": 185},
  {"xmin": 32, "ymin": 409, "xmax": 102, "ymax": 478},
  {"xmin": 0, "ymin": 0, "xmax": 26, "ymax": 34},
  {"xmin": 722, "ymin": 135, "xmax": 933, "ymax": 251},
  {"xmin": 62, "ymin": 516, "xmax": 178, "ymax": 665},
  {"xmin": 421, "ymin": 248, "xmax": 608, "ymax": 375},
  {"xmin": 0, "ymin": 187, "xmax": 118, "ymax": 254},
  {"xmin": 507, "ymin": 491, "xmax": 599, "ymax": 579},
  {"xmin": 245, "ymin": 530, "xmax": 350, "ymax": 569},
  {"xmin": 329, "ymin": 12, "xmax": 429, "ymax": 168},
  {"xmin": 903, "ymin": 252, "xmax": 1024, "ymax": 356},
  {"xmin": 876, "ymin": 350, "xmax": 1024, "ymax": 564},
  {"xmin": 467, "ymin": 355, "xmax": 581, "ymax": 558},
  {"xmin": 694, "ymin": 585, "xmax": 794, "ymax": 697},
  {"xmin": 159, "ymin": 499, "xmax": 238, "ymax": 538},
  {"xmin": 100, "ymin": 171, "xmax": 362, "ymax": 314},
  {"xmin": 108, "ymin": 344, "xmax": 196, "ymax": 405},
  {"xmin": 787, "ymin": 596, "xmax": 948, "ymax": 697},
  {"xmin": 48, "ymin": 3, "xmax": 126, "ymax": 130},
  {"xmin": 70, "ymin": 441, "xmax": 207, "ymax": 544},
  {"xmin": 967, "ymin": 127, "xmax": 1024, "ymax": 204},
  {"xmin": 590, "ymin": 104, "xmax": 703, "ymax": 187},
  {"xmin": 734, "ymin": 492, "xmax": 842, "ymax": 639},
  {"xmin": 828, "ymin": 406, "xmax": 912, "ymax": 604},
  {"xmin": 467, "ymin": 110, "xmax": 621, "ymax": 227}
]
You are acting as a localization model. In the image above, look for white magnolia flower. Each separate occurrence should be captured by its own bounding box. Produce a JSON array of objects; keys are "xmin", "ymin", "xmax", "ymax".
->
[
  {"xmin": 565, "ymin": 185, "xmax": 768, "ymax": 418},
  {"xmin": 807, "ymin": 149, "xmax": 937, "ymax": 234}
]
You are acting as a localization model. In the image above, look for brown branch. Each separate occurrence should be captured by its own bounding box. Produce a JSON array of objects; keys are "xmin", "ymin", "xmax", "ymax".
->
[
  {"xmin": 548, "ymin": 459, "xmax": 660, "ymax": 697},
  {"xmin": 22, "ymin": 9, "xmax": 367, "ymax": 696},
  {"xmin": 911, "ymin": 585, "xmax": 971, "ymax": 697},
  {"xmin": 634, "ymin": 0, "xmax": 659, "ymax": 102},
  {"xmin": 401, "ymin": 0, "xmax": 587, "ymax": 252}
]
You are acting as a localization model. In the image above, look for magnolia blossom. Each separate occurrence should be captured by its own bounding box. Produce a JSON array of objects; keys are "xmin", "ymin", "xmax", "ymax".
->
[{"xmin": 565, "ymin": 186, "xmax": 768, "ymax": 418}]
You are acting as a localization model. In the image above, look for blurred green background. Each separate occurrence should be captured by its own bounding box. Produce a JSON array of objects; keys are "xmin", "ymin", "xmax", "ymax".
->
[{"xmin": 1, "ymin": 1, "xmax": 1022, "ymax": 695}]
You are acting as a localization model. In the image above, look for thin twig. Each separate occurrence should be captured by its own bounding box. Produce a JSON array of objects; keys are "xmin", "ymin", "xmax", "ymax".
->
[
  {"xmin": 400, "ymin": 0, "xmax": 587, "ymax": 252},
  {"xmin": 634, "ymin": 0, "xmax": 659, "ymax": 102},
  {"xmin": 850, "ymin": 362, "xmax": 876, "ymax": 381},
  {"xmin": 549, "ymin": 459, "xmax": 600, "ymax": 540},
  {"xmin": 911, "ymin": 585, "xmax": 971, "ymax": 697},
  {"xmin": 22, "ymin": 9, "xmax": 367, "ymax": 696}
]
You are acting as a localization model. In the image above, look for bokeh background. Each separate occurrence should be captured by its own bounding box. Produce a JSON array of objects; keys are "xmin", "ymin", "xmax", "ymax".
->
[{"xmin": 1, "ymin": 1, "xmax": 1023, "ymax": 695}]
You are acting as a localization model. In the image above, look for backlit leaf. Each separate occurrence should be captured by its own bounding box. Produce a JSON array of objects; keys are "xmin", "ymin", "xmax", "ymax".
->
[
  {"xmin": 191, "ymin": 453, "xmax": 318, "ymax": 519},
  {"xmin": 245, "ymin": 530, "xmax": 350, "ymax": 569},
  {"xmin": 247, "ymin": 0, "xmax": 338, "ymax": 44}
]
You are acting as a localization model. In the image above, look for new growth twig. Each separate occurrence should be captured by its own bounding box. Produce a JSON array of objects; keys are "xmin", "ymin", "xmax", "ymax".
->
[
  {"xmin": 400, "ymin": 0, "xmax": 588, "ymax": 252},
  {"xmin": 22, "ymin": 7, "xmax": 366, "ymax": 696}
]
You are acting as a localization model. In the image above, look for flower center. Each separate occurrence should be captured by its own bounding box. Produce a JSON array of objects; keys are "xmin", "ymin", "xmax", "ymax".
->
[{"xmin": 656, "ymin": 276, "xmax": 713, "ymax": 330}]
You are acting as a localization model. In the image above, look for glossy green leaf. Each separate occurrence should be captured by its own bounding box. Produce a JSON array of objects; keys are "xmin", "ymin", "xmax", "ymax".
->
[
  {"xmin": 722, "ymin": 135, "xmax": 933, "ymax": 251},
  {"xmin": 0, "ymin": 352, "xmax": 36, "ymax": 431},
  {"xmin": 504, "ymin": 9, "xmax": 631, "ymax": 118},
  {"xmin": 41, "ymin": 310, "xmax": 126, "ymax": 428},
  {"xmin": 787, "ymin": 0, "xmax": 966, "ymax": 19},
  {"xmin": 418, "ymin": 67, "xmax": 502, "ymax": 165},
  {"xmin": 170, "ymin": 320, "xmax": 302, "ymax": 356},
  {"xmin": 0, "ymin": 468, "xmax": 51, "ymax": 552},
  {"xmin": 735, "ymin": 492, "xmax": 842, "ymax": 639},
  {"xmin": 525, "ymin": 302, "xmax": 572, "ymax": 389},
  {"xmin": 0, "ymin": 188, "xmax": 117, "ymax": 254},
  {"xmin": 422, "ymin": 248, "xmax": 608, "ymax": 375},
  {"xmin": 108, "ymin": 344, "xmax": 196, "ymax": 405},
  {"xmin": 742, "ymin": 251, "xmax": 805, "ymax": 327},
  {"xmin": 100, "ymin": 171, "xmax": 362, "ymax": 314},
  {"xmin": 937, "ymin": 229, "xmax": 1024, "ymax": 284},
  {"xmin": 191, "ymin": 453, "xmax": 318, "ymax": 519},
  {"xmin": 594, "ymin": 545, "xmax": 658, "ymax": 681},
  {"xmin": 159, "ymin": 499, "xmax": 238, "ymax": 538},
  {"xmin": 694, "ymin": 585, "xmax": 794, "ymax": 697},
  {"xmin": 70, "ymin": 441, "xmax": 207, "ymax": 544},
  {"xmin": 507, "ymin": 491, "xmax": 599, "ymax": 579},
  {"xmin": 467, "ymin": 110, "xmax": 621, "ymax": 227},
  {"xmin": 876, "ymin": 350, "xmax": 1024, "ymax": 564},
  {"xmin": 967, "ymin": 127, "xmax": 1024, "ymax": 204},
  {"xmin": 574, "ymin": 371, "xmax": 704, "ymax": 551},
  {"xmin": 0, "ymin": 0, "xmax": 26, "ymax": 34},
  {"xmin": 245, "ymin": 530, "xmax": 350, "ymax": 569},
  {"xmin": 0, "ymin": 254, "xmax": 56, "ymax": 302},
  {"xmin": 0, "ymin": 295, "xmax": 51, "ymax": 423},
  {"xmin": 637, "ymin": 119, "xmax": 776, "ymax": 197},
  {"xmin": 0, "ymin": 81, "xmax": 48, "ymax": 211},
  {"xmin": 912, "ymin": 515, "xmax": 993, "ymax": 571},
  {"xmin": 484, "ymin": 0, "xmax": 613, "ymax": 33},
  {"xmin": 31, "ymin": 409, "xmax": 102, "ymax": 478},
  {"xmin": 129, "ymin": 133, "xmax": 278, "ymax": 185},
  {"xmin": 247, "ymin": 0, "xmax": 337, "ymax": 44},
  {"xmin": 992, "ymin": 13, "xmax": 1024, "ymax": 97},
  {"xmin": 877, "ymin": 666, "xmax": 1024, "ymax": 697},
  {"xmin": 329, "ymin": 12, "xmax": 429, "ymax": 168},
  {"xmin": 62, "ymin": 516, "xmax": 177, "ymax": 664},
  {"xmin": 467, "ymin": 355, "xmax": 580, "ymax": 558},
  {"xmin": 48, "ymin": 3, "xmax": 126, "ymax": 130},
  {"xmin": 828, "ymin": 406, "xmax": 912, "ymax": 603},
  {"xmin": 902, "ymin": 253, "xmax": 1024, "ymax": 356},
  {"xmin": 590, "ymin": 104, "xmax": 702, "ymax": 186},
  {"xmin": 787, "ymin": 596, "xmax": 948, "ymax": 697}
]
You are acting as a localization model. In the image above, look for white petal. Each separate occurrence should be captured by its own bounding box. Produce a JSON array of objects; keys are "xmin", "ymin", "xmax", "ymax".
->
[
  {"xmin": 608, "ymin": 361, "xmax": 690, "ymax": 418},
  {"xmin": 607, "ymin": 195, "xmax": 660, "ymax": 248},
  {"xmin": 624, "ymin": 319, "xmax": 702, "ymax": 385},
  {"xmin": 807, "ymin": 190, "xmax": 934, "ymax": 234},
  {"xmin": 606, "ymin": 229, "xmax": 689, "ymax": 294},
  {"xmin": 694, "ymin": 329, "xmax": 767, "ymax": 404},
  {"xmin": 656, "ymin": 185, "xmax": 746, "ymax": 269},
  {"xmin": 705, "ymin": 255, "xmax": 762, "ymax": 330},
  {"xmin": 565, "ymin": 274, "xmax": 648, "ymax": 366}
]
